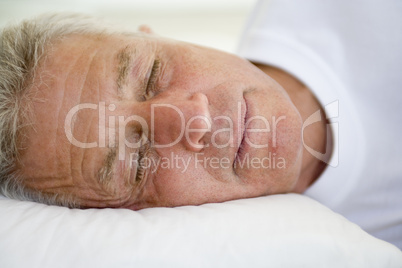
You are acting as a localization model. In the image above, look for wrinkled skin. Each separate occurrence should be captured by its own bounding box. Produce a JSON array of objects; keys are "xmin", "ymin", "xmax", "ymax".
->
[{"xmin": 19, "ymin": 33, "xmax": 303, "ymax": 209}]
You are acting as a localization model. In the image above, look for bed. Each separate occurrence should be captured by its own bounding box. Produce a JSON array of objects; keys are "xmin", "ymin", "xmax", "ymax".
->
[{"xmin": 1, "ymin": 193, "xmax": 401, "ymax": 267}]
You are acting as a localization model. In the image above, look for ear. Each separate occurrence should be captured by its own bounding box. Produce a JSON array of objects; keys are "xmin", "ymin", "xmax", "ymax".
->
[{"xmin": 138, "ymin": 25, "xmax": 154, "ymax": 34}]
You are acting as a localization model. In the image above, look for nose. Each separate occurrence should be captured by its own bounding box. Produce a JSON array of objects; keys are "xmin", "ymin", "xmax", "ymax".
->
[{"xmin": 151, "ymin": 92, "xmax": 211, "ymax": 152}]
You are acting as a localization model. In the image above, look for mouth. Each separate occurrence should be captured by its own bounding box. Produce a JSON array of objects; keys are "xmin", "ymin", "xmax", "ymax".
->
[{"xmin": 234, "ymin": 95, "xmax": 248, "ymax": 166}]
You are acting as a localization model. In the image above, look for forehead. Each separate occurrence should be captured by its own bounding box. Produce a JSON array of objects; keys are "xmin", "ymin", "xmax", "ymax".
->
[{"xmin": 18, "ymin": 34, "xmax": 140, "ymax": 180}]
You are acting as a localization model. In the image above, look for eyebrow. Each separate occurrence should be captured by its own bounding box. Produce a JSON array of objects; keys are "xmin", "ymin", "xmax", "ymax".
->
[
  {"xmin": 97, "ymin": 147, "xmax": 117, "ymax": 188},
  {"xmin": 98, "ymin": 46, "xmax": 143, "ymax": 188},
  {"xmin": 116, "ymin": 46, "xmax": 134, "ymax": 96},
  {"xmin": 96, "ymin": 46, "xmax": 134, "ymax": 187}
]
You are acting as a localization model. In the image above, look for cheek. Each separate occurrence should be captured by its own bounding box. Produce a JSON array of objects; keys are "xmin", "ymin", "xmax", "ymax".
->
[
  {"xmin": 148, "ymin": 153, "xmax": 246, "ymax": 207},
  {"xmin": 144, "ymin": 153, "xmax": 208, "ymax": 205},
  {"xmin": 168, "ymin": 51, "xmax": 243, "ymax": 92}
]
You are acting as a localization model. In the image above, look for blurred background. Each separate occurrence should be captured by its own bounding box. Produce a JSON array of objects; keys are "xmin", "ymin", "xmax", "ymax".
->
[{"xmin": 0, "ymin": 0, "xmax": 256, "ymax": 53}]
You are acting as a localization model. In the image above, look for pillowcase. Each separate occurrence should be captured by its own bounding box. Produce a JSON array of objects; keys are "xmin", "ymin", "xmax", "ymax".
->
[{"xmin": 0, "ymin": 193, "xmax": 401, "ymax": 268}]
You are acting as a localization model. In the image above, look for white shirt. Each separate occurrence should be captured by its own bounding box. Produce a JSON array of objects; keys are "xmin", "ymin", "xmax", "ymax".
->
[{"xmin": 238, "ymin": 0, "xmax": 402, "ymax": 249}]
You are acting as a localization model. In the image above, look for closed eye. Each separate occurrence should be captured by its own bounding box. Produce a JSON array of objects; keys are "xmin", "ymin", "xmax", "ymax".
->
[
  {"xmin": 133, "ymin": 139, "xmax": 154, "ymax": 185},
  {"xmin": 144, "ymin": 59, "xmax": 161, "ymax": 99}
]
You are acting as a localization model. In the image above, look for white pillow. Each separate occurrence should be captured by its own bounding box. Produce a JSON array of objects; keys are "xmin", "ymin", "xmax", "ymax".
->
[{"xmin": 0, "ymin": 193, "xmax": 401, "ymax": 268}]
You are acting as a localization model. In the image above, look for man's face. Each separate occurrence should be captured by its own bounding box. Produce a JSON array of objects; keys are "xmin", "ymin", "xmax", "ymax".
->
[{"xmin": 19, "ymin": 33, "xmax": 303, "ymax": 209}]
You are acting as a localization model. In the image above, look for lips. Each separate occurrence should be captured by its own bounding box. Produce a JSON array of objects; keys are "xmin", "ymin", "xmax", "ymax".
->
[{"xmin": 234, "ymin": 96, "xmax": 248, "ymax": 165}]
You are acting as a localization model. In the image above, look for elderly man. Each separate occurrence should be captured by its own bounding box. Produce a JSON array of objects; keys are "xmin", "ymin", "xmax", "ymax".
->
[
  {"xmin": 0, "ymin": 0, "xmax": 401, "ymax": 249},
  {"xmin": 0, "ymin": 13, "xmax": 326, "ymax": 209}
]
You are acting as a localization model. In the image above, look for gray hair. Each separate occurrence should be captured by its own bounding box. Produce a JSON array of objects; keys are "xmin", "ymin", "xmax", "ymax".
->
[{"xmin": 0, "ymin": 13, "xmax": 127, "ymax": 208}]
